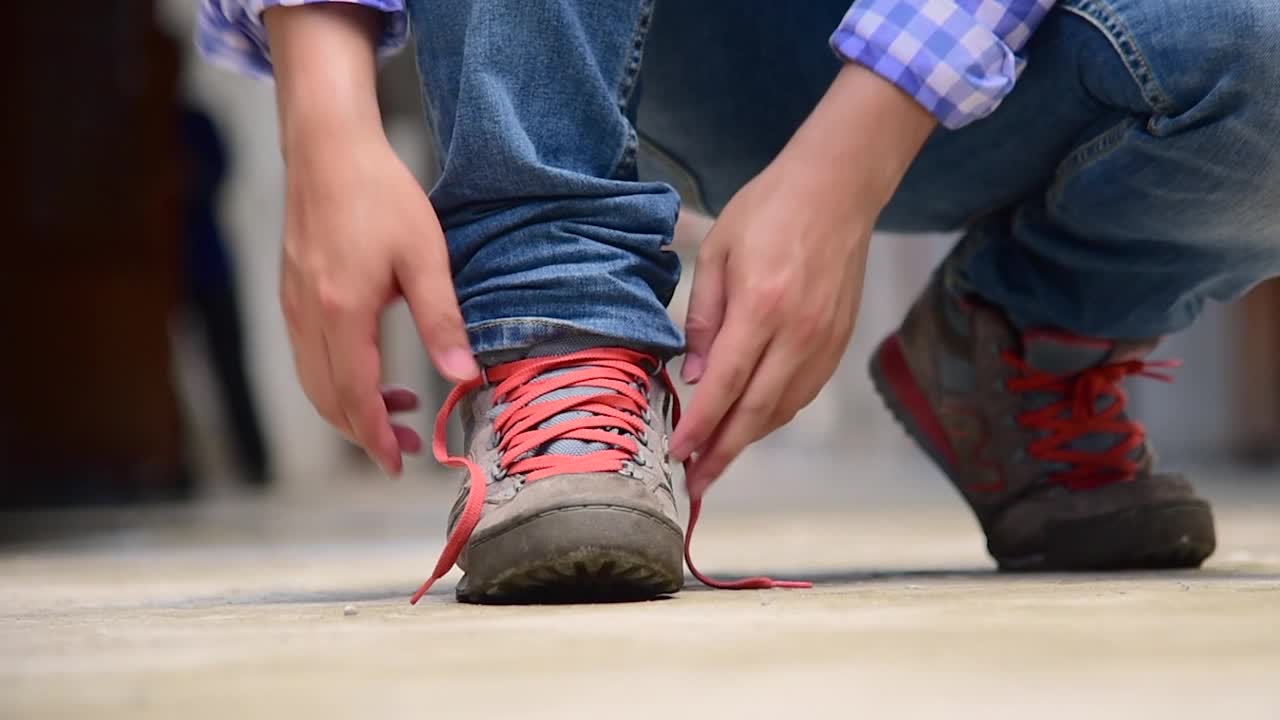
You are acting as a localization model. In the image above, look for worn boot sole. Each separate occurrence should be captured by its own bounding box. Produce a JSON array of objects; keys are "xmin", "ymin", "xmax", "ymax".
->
[
  {"xmin": 456, "ymin": 505, "xmax": 684, "ymax": 604},
  {"xmin": 870, "ymin": 336, "xmax": 1215, "ymax": 572},
  {"xmin": 996, "ymin": 500, "xmax": 1215, "ymax": 571}
]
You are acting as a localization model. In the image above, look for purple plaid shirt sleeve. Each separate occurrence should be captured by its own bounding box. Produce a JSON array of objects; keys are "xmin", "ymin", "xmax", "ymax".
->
[
  {"xmin": 832, "ymin": 0, "xmax": 1056, "ymax": 129},
  {"xmin": 196, "ymin": 0, "xmax": 408, "ymax": 79}
]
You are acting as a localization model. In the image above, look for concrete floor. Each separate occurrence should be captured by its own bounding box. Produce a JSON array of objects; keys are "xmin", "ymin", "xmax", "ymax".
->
[{"xmin": 2, "ymin": 452, "xmax": 1278, "ymax": 719}]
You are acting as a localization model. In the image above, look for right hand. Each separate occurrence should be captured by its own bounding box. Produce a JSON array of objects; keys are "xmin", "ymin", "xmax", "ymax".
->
[
  {"xmin": 280, "ymin": 135, "xmax": 479, "ymax": 476},
  {"xmin": 266, "ymin": 3, "xmax": 480, "ymax": 476}
]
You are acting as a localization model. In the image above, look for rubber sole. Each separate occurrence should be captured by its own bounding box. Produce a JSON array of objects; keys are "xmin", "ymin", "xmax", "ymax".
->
[
  {"xmin": 1000, "ymin": 500, "xmax": 1215, "ymax": 571},
  {"xmin": 870, "ymin": 336, "xmax": 1215, "ymax": 572},
  {"xmin": 456, "ymin": 504, "xmax": 684, "ymax": 605}
]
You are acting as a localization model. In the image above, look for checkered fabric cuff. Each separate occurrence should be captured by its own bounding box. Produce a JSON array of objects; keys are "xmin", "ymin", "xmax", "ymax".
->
[
  {"xmin": 197, "ymin": 0, "xmax": 408, "ymax": 80},
  {"xmin": 831, "ymin": 0, "xmax": 1055, "ymax": 129}
]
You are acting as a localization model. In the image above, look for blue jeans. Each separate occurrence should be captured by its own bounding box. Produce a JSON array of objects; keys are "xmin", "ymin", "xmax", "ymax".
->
[{"xmin": 405, "ymin": 0, "xmax": 1280, "ymax": 355}]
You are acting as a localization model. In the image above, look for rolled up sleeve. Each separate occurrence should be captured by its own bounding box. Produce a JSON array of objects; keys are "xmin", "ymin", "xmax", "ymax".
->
[
  {"xmin": 831, "ymin": 0, "xmax": 1055, "ymax": 129},
  {"xmin": 196, "ymin": 0, "xmax": 409, "ymax": 80}
]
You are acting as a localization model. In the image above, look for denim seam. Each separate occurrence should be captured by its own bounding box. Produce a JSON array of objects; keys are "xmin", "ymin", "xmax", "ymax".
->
[
  {"xmin": 611, "ymin": 0, "xmax": 657, "ymax": 180},
  {"xmin": 467, "ymin": 317, "xmax": 683, "ymax": 357},
  {"xmin": 1044, "ymin": 0, "xmax": 1176, "ymax": 215},
  {"xmin": 1057, "ymin": 0, "xmax": 1174, "ymax": 115},
  {"xmin": 1045, "ymin": 116, "xmax": 1139, "ymax": 212},
  {"xmin": 468, "ymin": 317, "xmax": 612, "ymax": 333}
]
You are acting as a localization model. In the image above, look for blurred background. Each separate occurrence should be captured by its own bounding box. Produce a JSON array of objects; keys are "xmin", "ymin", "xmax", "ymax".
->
[
  {"xmin": 4, "ymin": 5, "xmax": 1278, "ymax": 717},
  {"xmin": 4, "ymin": 0, "xmax": 1278, "ymax": 511}
]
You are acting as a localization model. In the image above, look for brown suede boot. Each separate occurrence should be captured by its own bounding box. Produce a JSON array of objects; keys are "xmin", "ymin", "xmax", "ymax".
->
[{"xmin": 870, "ymin": 272, "xmax": 1215, "ymax": 570}]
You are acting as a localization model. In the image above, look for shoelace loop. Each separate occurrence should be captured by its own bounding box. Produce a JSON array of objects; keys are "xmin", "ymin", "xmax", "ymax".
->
[
  {"xmin": 1002, "ymin": 351, "xmax": 1180, "ymax": 490},
  {"xmin": 409, "ymin": 347, "xmax": 811, "ymax": 603}
]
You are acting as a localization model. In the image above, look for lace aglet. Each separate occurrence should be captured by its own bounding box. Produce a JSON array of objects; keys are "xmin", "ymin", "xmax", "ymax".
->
[
  {"xmin": 409, "ymin": 577, "xmax": 438, "ymax": 605},
  {"xmin": 688, "ymin": 571, "xmax": 815, "ymax": 591},
  {"xmin": 771, "ymin": 580, "xmax": 814, "ymax": 589},
  {"xmin": 740, "ymin": 578, "xmax": 813, "ymax": 590}
]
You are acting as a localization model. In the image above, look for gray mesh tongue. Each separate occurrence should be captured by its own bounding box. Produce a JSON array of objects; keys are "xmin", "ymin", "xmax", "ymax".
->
[
  {"xmin": 485, "ymin": 336, "xmax": 645, "ymax": 464},
  {"xmin": 1023, "ymin": 334, "xmax": 1111, "ymax": 375},
  {"xmin": 1019, "ymin": 334, "xmax": 1134, "ymax": 460}
]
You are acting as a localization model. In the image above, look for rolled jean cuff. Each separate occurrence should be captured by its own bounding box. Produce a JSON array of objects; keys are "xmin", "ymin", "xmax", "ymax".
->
[{"xmin": 466, "ymin": 317, "xmax": 685, "ymax": 360}]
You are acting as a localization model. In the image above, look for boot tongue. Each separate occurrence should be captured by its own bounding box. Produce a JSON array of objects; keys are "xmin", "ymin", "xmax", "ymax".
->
[
  {"xmin": 1018, "ymin": 331, "xmax": 1153, "ymax": 467},
  {"xmin": 483, "ymin": 335, "xmax": 646, "ymax": 461},
  {"xmin": 1022, "ymin": 331, "xmax": 1113, "ymax": 375}
]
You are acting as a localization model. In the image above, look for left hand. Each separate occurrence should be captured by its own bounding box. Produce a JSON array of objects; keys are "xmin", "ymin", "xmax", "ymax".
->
[{"xmin": 669, "ymin": 64, "xmax": 937, "ymax": 495}]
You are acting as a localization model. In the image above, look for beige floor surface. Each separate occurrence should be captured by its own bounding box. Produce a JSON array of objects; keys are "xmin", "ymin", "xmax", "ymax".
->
[{"xmin": 2, "ymin": 454, "xmax": 1277, "ymax": 719}]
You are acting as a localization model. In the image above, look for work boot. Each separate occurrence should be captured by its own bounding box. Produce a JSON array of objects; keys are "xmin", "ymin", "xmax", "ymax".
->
[
  {"xmin": 869, "ymin": 271, "xmax": 1216, "ymax": 570},
  {"xmin": 413, "ymin": 346, "xmax": 685, "ymax": 604}
]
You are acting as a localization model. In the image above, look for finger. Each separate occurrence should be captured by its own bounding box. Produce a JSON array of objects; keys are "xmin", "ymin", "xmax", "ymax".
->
[
  {"xmin": 322, "ymin": 302, "xmax": 403, "ymax": 476},
  {"xmin": 384, "ymin": 386, "xmax": 422, "ymax": 455},
  {"xmin": 282, "ymin": 282, "xmax": 354, "ymax": 439},
  {"xmin": 381, "ymin": 385, "xmax": 419, "ymax": 413},
  {"xmin": 669, "ymin": 301, "xmax": 771, "ymax": 461},
  {"xmin": 392, "ymin": 424, "xmax": 423, "ymax": 454},
  {"xmin": 760, "ymin": 291, "xmax": 853, "ymax": 433},
  {"xmin": 771, "ymin": 350, "xmax": 840, "ymax": 432},
  {"xmin": 755, "ymin": 291, "xmax": 855, "ymax": 440},
  {"xmin": 685, "ymin": 340, "xmax": 794, "ymax": 496},
  {"xmin": 397, "ymin": 233, "xmax": 479, "ymax": 384},
  {"xmin": 681, "ymin": 242, "xmax": 727, "ymax": 384}
]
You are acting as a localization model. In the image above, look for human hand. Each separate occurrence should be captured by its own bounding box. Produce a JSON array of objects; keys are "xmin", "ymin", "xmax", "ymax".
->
[
  {"xmin": 267, "ymin": 3, "xmax": 479, "ymax": 476},
  {"xmin": 668, "ymin": 159, "xmax": 870, "ymax": 496},
  {"xmin": 669, "ymin": 64, "xmax": 937, "ymax": 495},
  {"xmin": 280, "ymin": 137, "xmax": 478, "ymax": 476}
]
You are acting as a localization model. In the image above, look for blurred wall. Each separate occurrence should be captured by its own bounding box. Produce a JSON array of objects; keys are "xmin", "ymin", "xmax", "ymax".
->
[
  {"xmin": 5, "ymin": 2, "xmax": 190, "ymax": 503},
  {"xmin": 159, "ymin": 1, "xmax": 342, "ymax": 489}
]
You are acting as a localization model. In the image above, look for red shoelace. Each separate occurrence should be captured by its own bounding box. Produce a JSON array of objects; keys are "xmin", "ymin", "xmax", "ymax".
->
[
  {"xmin": 409, "ymin": 347, "xmax": 810, "ymax": 603},
  {"xmin": 1002, "ymin": 351, "xmax": 1180, "ymax": 490}
]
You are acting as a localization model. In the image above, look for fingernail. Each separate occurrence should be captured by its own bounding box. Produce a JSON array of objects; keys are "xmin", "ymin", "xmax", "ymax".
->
[
  {"xmin": 681, "ymin": 354, "xmax": 704, "ymax": 384},
  {"xmin": 440, "ymin": 348, "xmax": 480, "ymax": 382},
  {"xmin": 382, "ymin": 383, "xmax": 417, "ymax": 397},
  {"xmin": 382, "ymin": 387, "xmax": 420, "ymax": 413},
  {"xmin": 393, "ymin": 425, "xmax": 422, "ymax": 454}
]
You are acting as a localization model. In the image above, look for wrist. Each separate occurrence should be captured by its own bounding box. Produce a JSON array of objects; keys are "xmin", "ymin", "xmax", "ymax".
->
[
  {"xmin": 265, "ymin": 3, "xmax": 386, "ymax": 164},
  {"xmin": 775, "ymin": 63, "xmax": 937, "ymax": 209},
  {"xmin": 280, "ymin": 111, "xmax": 387, "ymax": 166}
]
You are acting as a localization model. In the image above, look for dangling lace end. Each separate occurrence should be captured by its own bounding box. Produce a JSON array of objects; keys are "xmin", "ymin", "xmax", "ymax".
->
[
  {"xmin": 670, "ymin": 368, "xmax": 808, "ymax": 589},
  {"xmin": 408, "ymin": 378, "xmax": 489, "ymax": 605},
  {"xmin": 409, "ymin": 537, "xmax": 471, "ymax": 604},
  {"xmin": 409, "ymin": 577, "xmax": 437, "ymax": 605},
  {"xmin": 682, "ymin": 497, "xmax": 813, "ymax": 591}
]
